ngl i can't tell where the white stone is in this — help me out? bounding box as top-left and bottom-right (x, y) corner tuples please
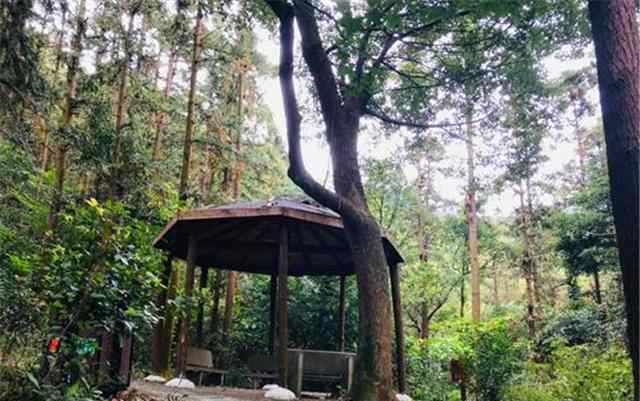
(396, 394), (413, 401)
(165, 377), (196, 389)
(143, 375), (166, 383)
(265, 387), (296, 400)
(263, 384), (280, 390)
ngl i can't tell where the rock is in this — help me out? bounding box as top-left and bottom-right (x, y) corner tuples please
(396, 394), (413, 401)
(263, 384), (280, 390)
(164, 377), (196, 389)
(265, 387), (296, 400)
(143, 375), (166, 383)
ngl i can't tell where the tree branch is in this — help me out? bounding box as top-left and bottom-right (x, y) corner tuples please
(293, 0), (344, 137)
(265, 0), (359, 218)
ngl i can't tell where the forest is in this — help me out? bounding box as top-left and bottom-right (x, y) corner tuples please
(0, 1), (638, 401)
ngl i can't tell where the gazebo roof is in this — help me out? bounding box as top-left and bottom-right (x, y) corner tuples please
(153, 198), (404, 276)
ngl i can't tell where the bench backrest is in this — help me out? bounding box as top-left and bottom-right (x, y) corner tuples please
(186, 346), (214, 368)
(247, 353), (277, 372)
(291, 350), (354, 376)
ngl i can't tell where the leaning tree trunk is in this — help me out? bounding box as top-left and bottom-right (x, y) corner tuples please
(47, 0), (86, 231)
(588, 1), (639, 397)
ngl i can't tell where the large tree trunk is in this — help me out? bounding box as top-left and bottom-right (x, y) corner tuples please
(178, 4), (204, 199)
(332, 122), (395, 401)
(588, 1), (639, 397)
(465, 106), (480, 323)
(47, 0), (86, 231)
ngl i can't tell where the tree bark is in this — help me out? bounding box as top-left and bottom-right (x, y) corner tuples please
(178, 4), (204, 199)
(222, 270), (236, 343)
(465, 106), (480, 323)
(47, 0), (86, 231)
(588, 1), (639, 396)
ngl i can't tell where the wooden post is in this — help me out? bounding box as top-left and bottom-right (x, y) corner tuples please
(151, 256), (173, 373)
(118, 332), (133, 384)
(277, 222), (289, 387)
(390, 263), (406, 393)
(269, 273), (278, 354)
(196, 266), (209, 345)
(98, 333), (112, 381)
(175, 236), (198, 377)
(295, 352), (304, 396)
(337, 275), (346, 352)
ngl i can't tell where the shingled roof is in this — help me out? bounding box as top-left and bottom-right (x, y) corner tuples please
(153, 198), (403, 276)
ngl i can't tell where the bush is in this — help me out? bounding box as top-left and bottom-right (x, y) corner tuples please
(406, 318), (527, 401)
(505, 341), (632, 401)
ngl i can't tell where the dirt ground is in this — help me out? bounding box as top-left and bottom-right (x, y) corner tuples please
(129, 380), (336, 401)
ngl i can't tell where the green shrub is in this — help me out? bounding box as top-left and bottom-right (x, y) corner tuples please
(504, 341), (632, 401)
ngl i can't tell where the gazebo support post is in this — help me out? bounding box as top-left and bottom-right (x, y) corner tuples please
(175, 235), (198, 377)
(196, 266), (208, 345)
(151, 255), (173, 373)
(390, 263), (406, 393)
(337, 275), (346, 351)
(277, 223), (289, 387)
(269, 273), (278, 354)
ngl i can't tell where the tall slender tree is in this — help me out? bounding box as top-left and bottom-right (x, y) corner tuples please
(47, 0), (86, 230)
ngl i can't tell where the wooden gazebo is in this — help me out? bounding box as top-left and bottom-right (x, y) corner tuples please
(152, 198), (406, 391)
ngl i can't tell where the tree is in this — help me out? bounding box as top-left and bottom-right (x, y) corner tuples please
(264, 1), (582, 398)
(47, 0), (86, 230)
(587, 1), (639, 396)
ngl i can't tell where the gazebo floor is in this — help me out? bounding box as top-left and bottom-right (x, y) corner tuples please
(129, 380), (336, 401)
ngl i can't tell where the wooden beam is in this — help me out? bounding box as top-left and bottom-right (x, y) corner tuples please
(337, 275), (347, 352)
(277, 222), (289, 387)
(175, 235), (198, 377)
(269, 273), (278, 355)
(389, 263), (406, 393)
(196, 266), (208, 345)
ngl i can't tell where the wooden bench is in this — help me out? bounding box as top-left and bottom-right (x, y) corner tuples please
(185, 347), (226, 386)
